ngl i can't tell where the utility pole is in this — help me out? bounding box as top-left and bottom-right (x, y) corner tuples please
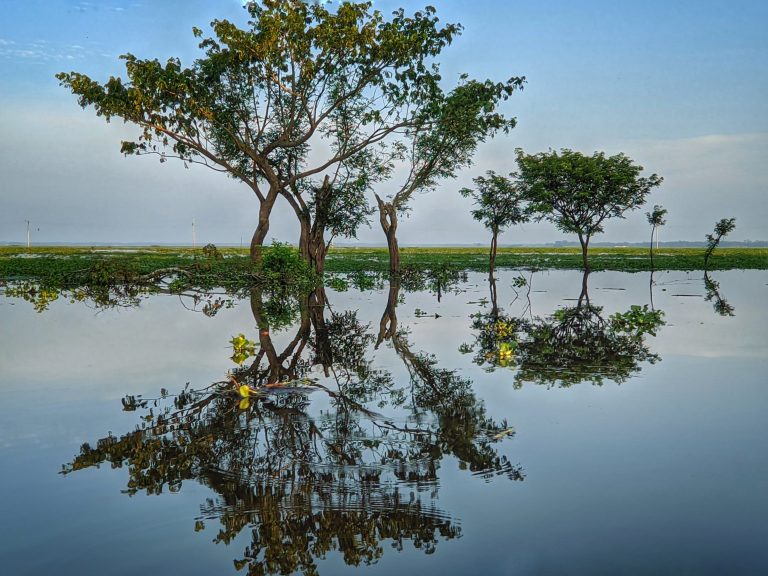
(192, 218), (196, 248)
(26, 220), (30, 249)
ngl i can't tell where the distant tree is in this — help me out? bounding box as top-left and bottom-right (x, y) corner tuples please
(704, 218), (736, 269)
(646, 204), (667, 269)
(57, 1), (462, 265)
(375, 76), (524, 276)
(460, 171), (528, 278)
(515, 148), (663, 270)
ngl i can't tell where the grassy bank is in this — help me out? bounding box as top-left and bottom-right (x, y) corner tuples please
(324, 246), (768, 273)
(0, 245), (766, 285)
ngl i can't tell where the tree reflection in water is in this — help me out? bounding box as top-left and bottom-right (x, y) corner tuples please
(62, 284), (521, 575)
(703, 272), (735, 317)
(462, 271), (666, 387)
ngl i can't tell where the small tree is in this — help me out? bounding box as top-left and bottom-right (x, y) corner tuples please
(515, 149), (663, 270)
(646, 204), (667, 269)
(374, 76), (523, 276)
(704, 218), (736, 269)
(460, 171), (528, 278)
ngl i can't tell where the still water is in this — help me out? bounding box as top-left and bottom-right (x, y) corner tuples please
(1, 269), (766, 575)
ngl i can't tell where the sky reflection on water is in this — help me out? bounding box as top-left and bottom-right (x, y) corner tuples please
(0, 269), (766, 575)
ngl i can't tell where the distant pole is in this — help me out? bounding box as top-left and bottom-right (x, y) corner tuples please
(192, 218), (196, 249)
(240, 235), (243, 249)
(26, 220), (30, 248)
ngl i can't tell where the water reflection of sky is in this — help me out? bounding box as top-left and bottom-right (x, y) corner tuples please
(400, 269), (768, 360)
(1, 269), (767, 574)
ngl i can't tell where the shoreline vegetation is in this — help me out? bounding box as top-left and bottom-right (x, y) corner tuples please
(1, 245), (766, 286)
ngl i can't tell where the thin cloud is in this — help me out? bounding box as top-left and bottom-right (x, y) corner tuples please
(71, 2), (131, 13)
(0, 40), (103, 62)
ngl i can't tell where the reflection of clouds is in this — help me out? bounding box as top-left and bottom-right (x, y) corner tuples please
(0, 295), (251, 398)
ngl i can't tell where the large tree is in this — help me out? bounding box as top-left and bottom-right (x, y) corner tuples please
(374, 76), (523, 276)
(515, 148), (663, 270)
(57, 0), (461, 264)
(460, 170), (528, 279)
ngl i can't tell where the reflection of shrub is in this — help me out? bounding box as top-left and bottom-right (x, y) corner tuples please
(461, 312), (524, 372)
(609, 305), (664, 337)
(261, 294), (300, 332)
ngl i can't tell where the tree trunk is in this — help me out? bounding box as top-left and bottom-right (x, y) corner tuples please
(376, 277), (401, 348)
(308, 287), (331, 375)
(578, 233), (590, 271)
(649, 226), (655, 270)
(309, 227), (328, 275)
(248, 287), (311, 385)
(294, 178), (332, 275)
(578, 269), (590, 307)
(376, 195), (400, 277)
(249, 189), (280, 264)
(489, 228), (498, 280)
(489, 275), (498, 318)
(250, 207), (270, 265)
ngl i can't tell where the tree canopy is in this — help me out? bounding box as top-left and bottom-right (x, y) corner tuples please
(373, 74), (524, 275)
(515, 148), (663, 269)
(57, 0), (464, 263)
(460, 171), (528, 277)
(704, 217), (736, 268)
(646, 204), (667, 267)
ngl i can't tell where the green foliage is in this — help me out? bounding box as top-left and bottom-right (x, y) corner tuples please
(646, 205), (668, 228)
(56, 0), (478, 266)
(260, 292), (301, 332)
(609, 305), (665, 337)
(230, 333), (258, 365)
(514, 303), (666, 387)
(460, 171), (528, 235)
(703, 272), (735, 316)
(201, 243), (223, 259)
(512, 275), (528, 288)
(1, 246), (766, 296)
(646, 204), (667, 267)
(387, 76), (524, 214)
(515, 148), (663, 268)
(260, 242), (313, 286)
(60, 279), (524, 573)
(3, 282), (60, 312)
(704, 218), (736, 268)
(460, 170), (528, 274)
(462, 312), (524, 371)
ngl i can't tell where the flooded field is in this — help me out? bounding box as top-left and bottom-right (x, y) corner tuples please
(1, 269), (766, 575)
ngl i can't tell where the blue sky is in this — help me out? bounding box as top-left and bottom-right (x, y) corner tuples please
(1, 0), (766, 245)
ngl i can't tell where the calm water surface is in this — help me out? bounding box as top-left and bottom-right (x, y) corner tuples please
(1, 269), (766, 575)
